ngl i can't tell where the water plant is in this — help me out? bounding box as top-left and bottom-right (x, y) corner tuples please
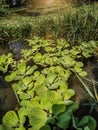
(0, 37), (98, 130)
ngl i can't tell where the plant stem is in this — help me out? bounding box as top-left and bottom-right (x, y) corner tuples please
(75, 72), (96, 100)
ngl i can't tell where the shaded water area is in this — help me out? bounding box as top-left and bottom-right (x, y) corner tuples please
(69, 59), (98, 130)
(0, 42), (25, 122)
(0, 76), (18, 123)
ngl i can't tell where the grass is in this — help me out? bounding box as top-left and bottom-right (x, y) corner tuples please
(0, 2), (98, 44)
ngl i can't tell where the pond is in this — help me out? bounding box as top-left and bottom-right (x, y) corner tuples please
(0, 38), (98, 129)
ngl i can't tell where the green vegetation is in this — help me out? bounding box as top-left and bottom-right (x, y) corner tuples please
(0, 3), (98, 44)
(0, 2), (98, 130)
(0, 37), (98, 130)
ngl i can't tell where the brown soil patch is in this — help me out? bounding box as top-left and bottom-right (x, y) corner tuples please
(27, 0), (72, 9)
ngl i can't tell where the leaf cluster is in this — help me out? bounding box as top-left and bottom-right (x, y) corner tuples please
(0, 37), (97, 130)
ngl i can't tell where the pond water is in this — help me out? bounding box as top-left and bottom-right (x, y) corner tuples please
(0, 76), (18, 123)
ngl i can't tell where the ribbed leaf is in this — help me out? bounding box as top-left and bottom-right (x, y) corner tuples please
(3, 111), (19, 127)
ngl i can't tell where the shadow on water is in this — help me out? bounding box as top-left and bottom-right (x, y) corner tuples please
(0, 76), (18, 123)
(69, 59), (98, 130)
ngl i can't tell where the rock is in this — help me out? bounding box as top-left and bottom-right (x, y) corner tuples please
(9, 41), (23, 60)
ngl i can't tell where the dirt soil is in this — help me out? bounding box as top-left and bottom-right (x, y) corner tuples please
(27, 0), (72, 9)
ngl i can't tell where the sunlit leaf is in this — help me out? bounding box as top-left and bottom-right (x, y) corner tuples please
(5, 71), (17, 82)
(18, 107), (28, 125)
(0, 54), (6, 64)
(20, 100), (29, 107)
(34, 53), (42, 60)
(28, 107), (47, 129)
(15, 127), (26, 130)
(46, 73), (57, 84)
(64, 89), (75, 100)
(64, 55), (75, 67)
(26, 65), (37, 75)
(75, 62), (84, 68)
(78, 71), (87, 77)
(74, 66), (82, 73)
(36, 74), (45, 85)
(3, 111), (19, 127)
(42, 68), (50, 74)
(20, 93), (31, 100)
(18, 62), (26, 74)
(34, 71), (40, 77)
(49, 80), (66, 90)
(22, 76), (33, 86)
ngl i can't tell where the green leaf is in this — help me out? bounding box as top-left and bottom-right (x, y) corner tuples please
(28, 97), (41, 109)
(45, 46), (55, 52)
(77, 116), (89, 126)
(46, 90), (63, 106)
(20, 100), (29, 107)
(34, 53), (42, 60)
(60, 83), (68, 91)
(18, 107), (28, 124)
(40, 125), (51, 130)
(3, 111), (19, 127)
(42, 68), (50, 74)
(18, 62), (26, 74)
(28, 107), (47, 129)
(35, 74), (45, 86)
(74, 66), (82, 73)
(78, 71), (87, 77)
(57, 109), (72, 129)
(26, 65), (37, 75)
(72, 115), (82, 130)
(64, 89), (75, 100)
(84, 126), (90, 130)
(5, 71), (17, 82)
(82, 51), (90, 58)
(52, 104), (66, 116)
(0, 124), (14, 130)
(22, 76), (33, 86)
(46, 73), (57, 84)
(75, 62), (84, 68)
(77, 116), (96, 130)
(68, 103), (79, 112)
(54, 66), (62, 73)
(15, 127), (26, 130)
(0, 54), (6, 64)
(47, 117), (56, 125)
(20, 93), (31, 100)
(64, 55), (75, 67)
(34, 71), (40, 77)
(49, 80), (64, 90)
